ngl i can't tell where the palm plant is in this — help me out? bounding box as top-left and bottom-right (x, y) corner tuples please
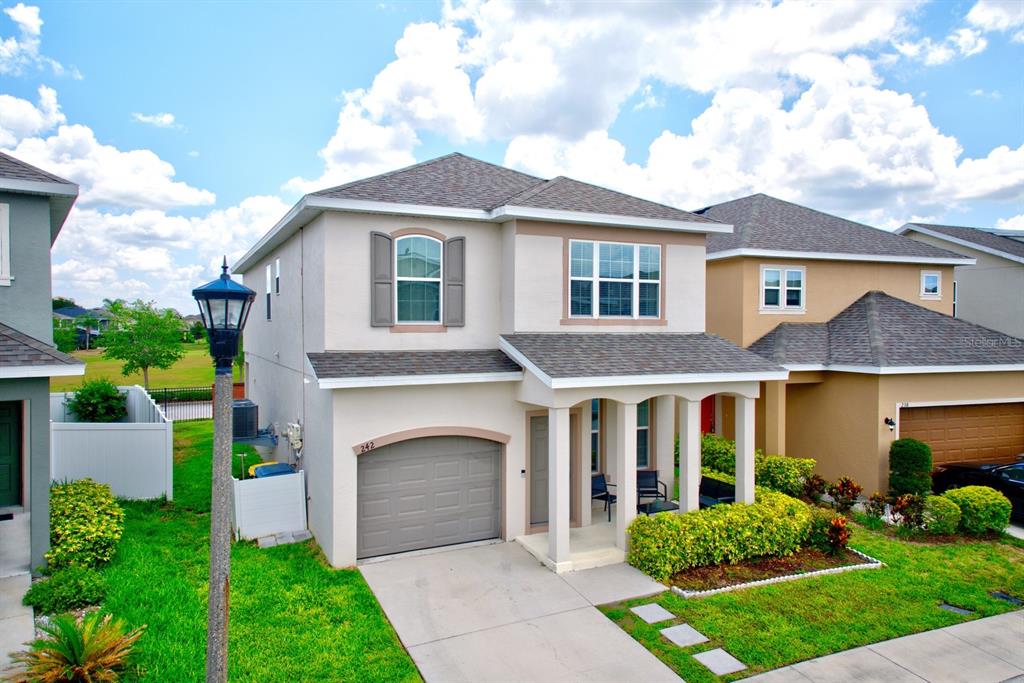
(7, 612), (144, 683)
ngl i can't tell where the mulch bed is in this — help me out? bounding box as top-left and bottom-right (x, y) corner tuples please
(669, 548), (864, 591)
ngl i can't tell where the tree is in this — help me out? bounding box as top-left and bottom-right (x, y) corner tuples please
(76, 314), (99, 350)
(101, 300), (185, 389)
(188, 320), (206, 342)
(52, 296), (76, 310)
(52, 319), (77, 353)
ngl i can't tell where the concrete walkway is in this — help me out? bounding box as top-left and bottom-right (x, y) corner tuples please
(1, 574), (34, 671)
(748, 610), (1024, 683)
(360, 541), (679, 682)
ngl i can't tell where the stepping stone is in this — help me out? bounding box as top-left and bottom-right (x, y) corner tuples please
(939, 603), (973, 615)
(990, 591), (1024, 606)
(631, 603), (675, 624)
(660, 623), (709, 647)
(694, 648), (747, 675)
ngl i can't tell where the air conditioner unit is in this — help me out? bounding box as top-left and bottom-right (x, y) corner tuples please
(232, 399), (258, 439)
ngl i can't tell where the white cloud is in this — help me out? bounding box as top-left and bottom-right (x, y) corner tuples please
(969, 88), (1001, 98)
(966, 0), (1024, 32)
(895, 28), (987, 65)
(995, 214), (1024, 229)
(131, 112), (180, 129)
(633, 84), (663, 111)
(188, 150), (199, 157)
(0, 3), (79, 78)
(0, 84), (63, 146)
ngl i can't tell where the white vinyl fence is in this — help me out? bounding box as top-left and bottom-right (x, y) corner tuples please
(51, 386), (173, 500)
(232, 470), (307, 540)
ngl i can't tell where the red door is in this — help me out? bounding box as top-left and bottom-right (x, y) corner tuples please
(700, 395), (715, 434)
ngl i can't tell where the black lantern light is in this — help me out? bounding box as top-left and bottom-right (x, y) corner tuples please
(192, 257), (256, 374)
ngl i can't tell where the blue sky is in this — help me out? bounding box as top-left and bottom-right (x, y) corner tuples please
(0, 0), (1021, 310)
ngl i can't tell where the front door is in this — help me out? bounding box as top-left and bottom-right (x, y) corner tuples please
(0, 402), (21, 507)
(529, 416), (548, 525)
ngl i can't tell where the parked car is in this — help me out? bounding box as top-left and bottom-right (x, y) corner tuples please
(933, 458), (1024, 523)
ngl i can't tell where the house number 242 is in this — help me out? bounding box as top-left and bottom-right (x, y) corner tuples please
(360, 441), (376, 453)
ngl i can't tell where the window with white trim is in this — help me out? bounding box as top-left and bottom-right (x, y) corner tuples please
(636, 399), (650, 468)
(569, 240), (661, 318)
(395, 235), (442, 323)
(760, 265), (805, 311)
(590, 399), (600, 473)
(274, 258), (281, 295)
(264, 264), (272, 320)
(920, 270), (941, 299)
(952, 280), (957, 317)
(0, 204), (10, 286)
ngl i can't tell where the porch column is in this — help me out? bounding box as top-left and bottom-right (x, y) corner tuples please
(679, 399), (701, 512)
(578, 403), (592, 527)
(655, 396), (675, 504)
(764, 380), (787, 455)
(614, 402), (638, 551)
(714, 395), (724, 436)
(548, 407), (571, 569)
(735, 396), (755, 504)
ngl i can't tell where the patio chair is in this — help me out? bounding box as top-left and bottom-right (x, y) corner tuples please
(591, 473), (617, 522)
(637, 469), (668, 502)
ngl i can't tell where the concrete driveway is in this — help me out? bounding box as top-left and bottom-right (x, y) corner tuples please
(360, 541), (680, 682)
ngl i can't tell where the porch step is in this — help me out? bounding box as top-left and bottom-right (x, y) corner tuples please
(514, 534), (625, 573)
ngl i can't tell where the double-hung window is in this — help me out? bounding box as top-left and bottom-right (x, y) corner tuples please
(569, 240), (661, 318)
(636, 399), (650, 468)
(395, 235), (442, 323)
(760, 265), (805, 312)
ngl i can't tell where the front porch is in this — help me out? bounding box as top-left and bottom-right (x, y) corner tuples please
(517, 503), (621, 571)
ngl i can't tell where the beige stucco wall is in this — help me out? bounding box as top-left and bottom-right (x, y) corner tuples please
(707, 257), (955, 346)
(329, 382), (529, 567)
(902, 230), (1024, 339)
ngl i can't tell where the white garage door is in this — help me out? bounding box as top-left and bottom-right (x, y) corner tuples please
(357, 436), (501, 559)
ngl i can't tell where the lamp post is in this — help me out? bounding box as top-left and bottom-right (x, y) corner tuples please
(192, 257), (255, 683)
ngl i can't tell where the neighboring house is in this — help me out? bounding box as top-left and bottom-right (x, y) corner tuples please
(0, 152), (84, 571)
(896, 223), (1024, 339)
(234, 153), (785, 571)
(52, 305), (110, 348)
(699, 194), (1024, 494)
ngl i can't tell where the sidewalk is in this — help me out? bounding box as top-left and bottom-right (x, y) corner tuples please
(748, 610), (1023, 683)
(0, 574), (33, 671)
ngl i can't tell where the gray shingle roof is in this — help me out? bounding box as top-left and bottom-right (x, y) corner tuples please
(0, 151), (72, 185)
(0, 322), (83, 368)
(699, 194), (967, 261)
(749, 291), (1024, 368)
(311, 153), (716, 224)
(904, 223), (1024, 261)
(501, 333), (783, 378)
(306, 349), (521, 379)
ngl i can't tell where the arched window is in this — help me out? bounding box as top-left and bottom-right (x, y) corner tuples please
(395, 235), (442, 323)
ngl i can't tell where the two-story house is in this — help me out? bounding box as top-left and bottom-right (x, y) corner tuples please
(700, 194), (1024, 494)
(234, 154), (785, 571)
(0, 152), (83, 572)
(896, 223), (1024, 339)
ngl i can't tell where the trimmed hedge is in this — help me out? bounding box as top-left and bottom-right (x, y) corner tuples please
(941, 486), (1011, 535)
(923, 495), (961, 535)
(889, 438), (933, 496)
(46, 479), (125, 570)
(23, 566), (106, 614)
(699, 434), (815, 497)
(65, 379), (126, 423)
(627, 491), (812, 581)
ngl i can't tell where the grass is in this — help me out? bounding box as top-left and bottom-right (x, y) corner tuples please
(51, 344), (240, 392)
(101, 421), (420, 682)
(602, 523), (1024, 682)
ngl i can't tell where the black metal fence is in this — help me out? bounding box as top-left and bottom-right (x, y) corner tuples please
(150, 386), (213, 422)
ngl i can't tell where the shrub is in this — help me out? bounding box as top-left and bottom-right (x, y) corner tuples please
(46, 480), (125, 570)
(628, 491), (812, 581)
(65, 379), (127, 423)
(942, 486), (1012, 535)
(699, 434), (815, 497)
(827, 477), (862, 513)
(23, 567), (106, 614)
(891, 494), (925, 529)
(866, 492), (888, 518)
(889, 438), (933, 496)
(9, 611), (144, 682)
(803, 474), (828, 503)
(827, 516), (851, 555)
(807, 506), (842, 552)
(923, 495), (961, 536)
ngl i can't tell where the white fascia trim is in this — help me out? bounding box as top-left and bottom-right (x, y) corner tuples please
(233, 197), (312, 273)
(0, 178), (78, 198)
(706, 248), (974, 266)
(310, 196), (493, 221)
(0, 364), (85, 378)
(896, 224), (1024, 265)
(546, 370), (789, 389)
(498, 338), (554, 386)
(317, 371), (523, 389)
(899, 397), (1024, 408)
(784, 363), (1024, 375)
(492, 205), (733, 234)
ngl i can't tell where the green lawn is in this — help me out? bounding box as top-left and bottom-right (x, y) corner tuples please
(51, 344), (241, 391)
(101, 421), (419, 682)
(602, 524), (1024, 682)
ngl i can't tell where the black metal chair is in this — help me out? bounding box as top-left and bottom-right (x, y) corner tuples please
(637, 469), (668, 503)
(591, 473), (617, 522)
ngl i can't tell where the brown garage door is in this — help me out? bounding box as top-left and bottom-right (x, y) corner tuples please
(900, 402), (1024, 464)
